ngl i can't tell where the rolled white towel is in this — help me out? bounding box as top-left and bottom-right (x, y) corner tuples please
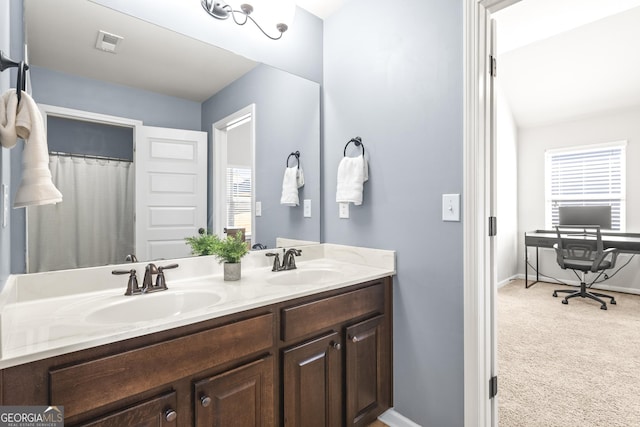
(280, 166), (304, 206)
(336, 156), (368, 206)
(13, 90), (63, 207)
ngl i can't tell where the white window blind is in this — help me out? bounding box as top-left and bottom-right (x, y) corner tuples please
(545, 142), (626, 230)
(226, 167), (252, 237)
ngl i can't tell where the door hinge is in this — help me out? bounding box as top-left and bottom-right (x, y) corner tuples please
(489, 376), (498, 399)
(490, 55), (497, 78)
(489, 216), (497, 237)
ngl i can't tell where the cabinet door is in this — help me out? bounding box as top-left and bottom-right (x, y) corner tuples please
(282, 332), (342, 427)
(194, 356), (274, 427)
(76, 391), (177, 427)
(345, 315), (387, 427)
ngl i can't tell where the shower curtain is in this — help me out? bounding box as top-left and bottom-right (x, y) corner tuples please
(28, 154), (134, 272)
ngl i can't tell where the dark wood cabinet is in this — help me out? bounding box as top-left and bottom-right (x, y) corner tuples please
(194, 356), (274, 427)
(75, 391), (178, 427)
(282, 332), (342, 427)
(0, 277), (392, 427)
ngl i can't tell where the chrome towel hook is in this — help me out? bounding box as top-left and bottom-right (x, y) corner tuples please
(343, 136), (365, 157)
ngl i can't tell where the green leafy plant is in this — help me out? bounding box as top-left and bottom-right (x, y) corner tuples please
(185, 229), (248, 263)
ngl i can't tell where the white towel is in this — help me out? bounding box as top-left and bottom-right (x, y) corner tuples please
(280, 166), (305, 206)
(336, 156), (368, 206)
(10, 89), (63, 207)
(0, 89), (19, 148)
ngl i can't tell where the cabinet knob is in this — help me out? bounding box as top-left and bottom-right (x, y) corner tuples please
(200, 395), (212, 407)
(331, 341), (341, 350)
(165, 409), (177, 422)
(350, 335), (359, 343)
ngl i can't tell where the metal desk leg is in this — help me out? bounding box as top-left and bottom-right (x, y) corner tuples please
(525, 246), (540, 289)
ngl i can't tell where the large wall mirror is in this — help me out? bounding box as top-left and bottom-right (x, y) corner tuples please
(21, 0), (320, 273)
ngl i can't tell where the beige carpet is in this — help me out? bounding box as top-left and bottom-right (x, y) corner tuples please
(498, 280), (640, 427)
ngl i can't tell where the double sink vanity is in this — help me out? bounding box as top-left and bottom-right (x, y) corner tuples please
(0, 243), (395, 426)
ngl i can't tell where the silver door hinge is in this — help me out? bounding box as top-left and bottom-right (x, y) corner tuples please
(489, 376), (498, 399)
(489, 216), (497, 237)
(490, 55), (497, 77)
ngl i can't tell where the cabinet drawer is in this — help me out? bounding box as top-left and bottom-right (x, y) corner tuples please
(281, 283), (384, 342)
(75, 391), (177, 427)
(50, 313), (273, 418)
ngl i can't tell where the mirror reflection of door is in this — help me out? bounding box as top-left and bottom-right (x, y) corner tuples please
(214, 105), (255, 247)
(27, 114), (135, 273)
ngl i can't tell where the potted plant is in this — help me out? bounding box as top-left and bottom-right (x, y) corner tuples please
(186, 228), (248, 281)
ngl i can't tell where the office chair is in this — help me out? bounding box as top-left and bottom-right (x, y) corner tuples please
(552, 225), (618, 310)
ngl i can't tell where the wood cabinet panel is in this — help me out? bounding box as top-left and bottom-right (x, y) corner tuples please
(194, 356), (274, 427)
(282, 332), (342, 427)
(50, 313), (273, 418)
(345, 315), (388, 427)
(74, 391), (177, 427)
(281, 283), (384, 342)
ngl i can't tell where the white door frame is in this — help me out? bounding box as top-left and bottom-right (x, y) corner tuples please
(212, 104), (256, 239)
(463, 1), (521, 426)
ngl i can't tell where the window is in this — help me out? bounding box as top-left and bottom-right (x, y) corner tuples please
(545, 141), (626, 230)
(226, 167), (252, 238)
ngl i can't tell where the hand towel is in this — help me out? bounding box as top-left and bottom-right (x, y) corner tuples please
(0, 90), (19, 148)
(280, 166), (305, 206)
(12, 89), (63, 207)
(336, 156), (368, 205)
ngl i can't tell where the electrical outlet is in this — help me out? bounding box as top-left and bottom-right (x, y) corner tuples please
(339, 202), (349, 219)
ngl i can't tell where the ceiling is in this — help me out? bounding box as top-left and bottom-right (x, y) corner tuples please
(495, 0), (640, 128)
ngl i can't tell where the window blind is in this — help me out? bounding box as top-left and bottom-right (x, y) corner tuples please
(545, 143), (626, 230)
(226, 167), (252, 237)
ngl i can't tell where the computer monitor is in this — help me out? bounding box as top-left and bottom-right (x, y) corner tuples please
(558, 205), (612, 229)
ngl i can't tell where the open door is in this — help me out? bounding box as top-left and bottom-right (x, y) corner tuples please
(135, 126), (207, 261)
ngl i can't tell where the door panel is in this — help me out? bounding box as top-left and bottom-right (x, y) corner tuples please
(135, 126), (207, 260)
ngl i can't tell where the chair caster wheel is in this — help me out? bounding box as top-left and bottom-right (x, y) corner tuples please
(562, 299), (568, 305)
(611, 300), (617, 305)
(601, 305), (607, 310)
(553, 292), (558, 297)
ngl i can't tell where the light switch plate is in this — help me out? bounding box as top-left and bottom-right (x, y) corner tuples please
(303, 199), (311, 217)
(339, 202), (349, 219)
(255, 201), (262, 217)
(442, 193), (460, 222)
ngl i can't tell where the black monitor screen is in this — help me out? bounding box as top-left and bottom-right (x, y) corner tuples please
(558, 206), (612, 229)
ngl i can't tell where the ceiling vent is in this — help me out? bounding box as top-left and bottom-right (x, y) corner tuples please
(95, 30), (123, 53)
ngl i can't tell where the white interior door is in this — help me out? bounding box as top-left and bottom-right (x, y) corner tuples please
(135, 126), (207, 261)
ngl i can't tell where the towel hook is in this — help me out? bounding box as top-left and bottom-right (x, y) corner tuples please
(286, 151), (300, 169)
(344, 136), (365, 157)
(0, 51), (29, 104)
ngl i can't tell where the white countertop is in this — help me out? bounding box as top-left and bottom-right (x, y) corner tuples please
(0, 243), (395, 369)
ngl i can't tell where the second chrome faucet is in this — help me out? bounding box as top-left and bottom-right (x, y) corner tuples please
(266, 248), (302, 272)
(112, 263), (179, 296)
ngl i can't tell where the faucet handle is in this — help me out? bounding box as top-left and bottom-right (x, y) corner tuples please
(156, 263), (179, 290)
(113, 268), (140, 296)
(266, 252), (282, 271)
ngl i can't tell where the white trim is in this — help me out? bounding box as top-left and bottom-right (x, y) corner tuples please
(212, 104), (256, 239)
(544, 139), (627, 155)
(377, 408), (422, 427)
(497, 275), (519, 289)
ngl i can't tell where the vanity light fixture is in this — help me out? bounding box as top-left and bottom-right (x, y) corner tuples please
(200, 0), (295, 40)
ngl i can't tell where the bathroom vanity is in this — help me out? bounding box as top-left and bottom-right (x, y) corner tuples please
(0, 244), (395, 426)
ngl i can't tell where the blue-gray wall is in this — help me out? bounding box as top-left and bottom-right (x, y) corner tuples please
(323, 0), (464, 425)
(202, 64), (320, 248)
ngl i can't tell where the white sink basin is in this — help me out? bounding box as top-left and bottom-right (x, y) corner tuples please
(85, 290), (223, 324)
(265, 268), (342, 286)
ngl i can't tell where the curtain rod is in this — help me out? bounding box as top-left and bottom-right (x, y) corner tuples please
(49, 151), (132, 163)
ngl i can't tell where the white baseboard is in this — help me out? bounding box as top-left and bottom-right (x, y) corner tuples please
(378, 408), (421, 427)
(498, 274), (519, 289)
(514, 273), (640, 296)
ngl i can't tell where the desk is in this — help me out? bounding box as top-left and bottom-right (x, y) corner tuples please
(524, 230), (640, 288)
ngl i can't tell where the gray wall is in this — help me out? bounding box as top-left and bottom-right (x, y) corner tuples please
(202, 64), (321, 248)
(323, 0), (464, 425)
(30, 67), (201, 130)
